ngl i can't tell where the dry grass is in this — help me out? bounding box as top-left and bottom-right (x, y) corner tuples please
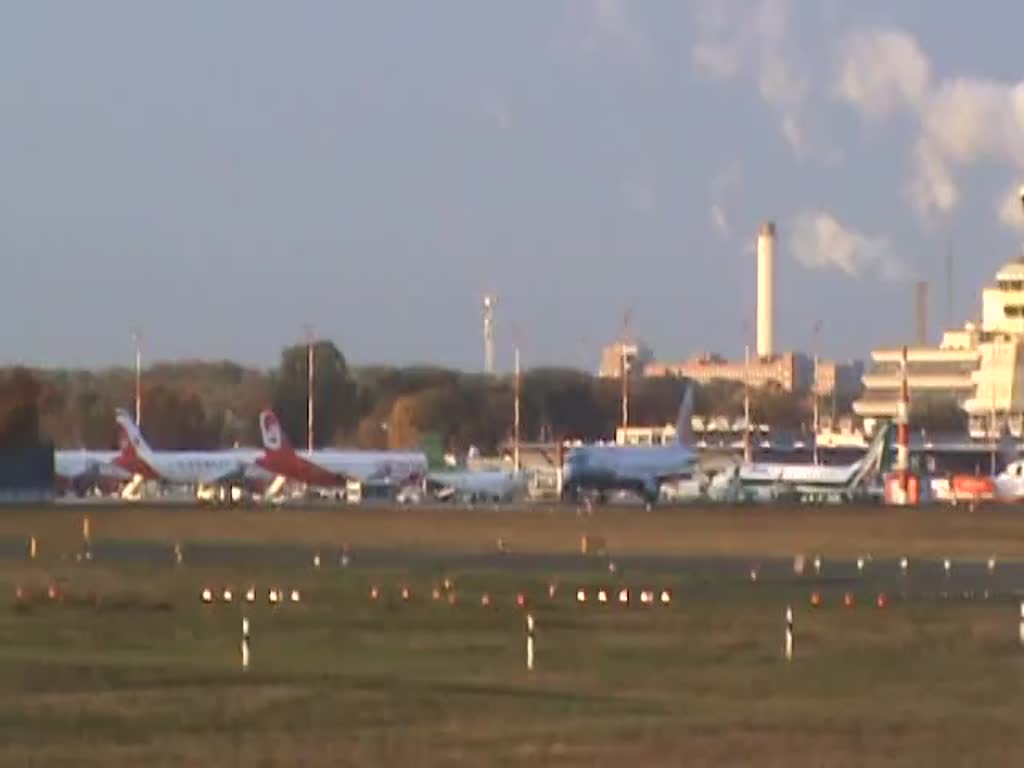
(1, 503), (1024, 560)
(0, 555), (1023, 765)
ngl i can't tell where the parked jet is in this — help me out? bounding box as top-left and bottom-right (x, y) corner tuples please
(114, 410), (263, 490)
(995, 460), (1024, 500)
(55, 449), (130, 495)
(561, 384), (697, 506)
(257, 410), (427, 489)
(426, 468), (527, 503)
(706, 422), (896, 503)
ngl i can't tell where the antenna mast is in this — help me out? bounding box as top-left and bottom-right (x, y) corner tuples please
(483, 295), (496, 375)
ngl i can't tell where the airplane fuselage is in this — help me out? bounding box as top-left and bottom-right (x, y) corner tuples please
(259, 449), (427, 488)
(427, 469), (526, 502)
(562, 444), (696, 503)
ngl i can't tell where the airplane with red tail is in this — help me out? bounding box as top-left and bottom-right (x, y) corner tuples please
(257, 409), (427, 489)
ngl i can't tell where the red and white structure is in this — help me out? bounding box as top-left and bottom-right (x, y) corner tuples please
(887, 345), (916, 505)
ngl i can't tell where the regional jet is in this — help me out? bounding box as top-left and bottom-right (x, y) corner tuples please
(706, 422), (896, 504)
(426, 467), (528, 503)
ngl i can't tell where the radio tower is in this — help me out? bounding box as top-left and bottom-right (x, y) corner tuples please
(483, 294), (496, 374)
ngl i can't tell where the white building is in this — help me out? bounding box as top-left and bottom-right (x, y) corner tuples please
(855, 257), (1024, 437)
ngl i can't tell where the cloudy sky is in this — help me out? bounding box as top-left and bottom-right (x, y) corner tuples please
(2, 1), (1023, 370)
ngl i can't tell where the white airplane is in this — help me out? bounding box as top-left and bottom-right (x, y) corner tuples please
(114, 409), (266, 490)
(707, 422), (895, 504)
(54, 449), (130, 494)
(425, 467), (528, 503)
(561, 384), (697, 506)
(257, 410), (427, 489)
(994, 458), (1024, 501)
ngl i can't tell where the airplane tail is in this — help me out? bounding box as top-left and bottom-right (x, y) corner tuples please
(259, 410), (296, 456)
(115, 409), (156, 465)
(848, 421), (895, 488)
(675, 382), (696, 447)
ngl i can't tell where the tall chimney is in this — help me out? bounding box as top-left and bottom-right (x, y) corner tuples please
(756, 221), (776, 359)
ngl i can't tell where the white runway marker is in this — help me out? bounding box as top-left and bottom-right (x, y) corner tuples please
(785, 606), (794, 661)
(526, 613), (535, 671)
(241, 617), (250, 671)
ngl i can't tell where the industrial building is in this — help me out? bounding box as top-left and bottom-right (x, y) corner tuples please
(597, 340), (653, 379)
(854, 257), (1024, 438)
(600, 220), (862, 398)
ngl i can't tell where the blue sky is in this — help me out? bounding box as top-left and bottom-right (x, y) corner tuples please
(2, 1), (1023, 371)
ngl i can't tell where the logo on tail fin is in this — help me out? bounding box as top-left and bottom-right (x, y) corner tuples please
(676, 382), (696, 447)
(259, 410), (285, 452)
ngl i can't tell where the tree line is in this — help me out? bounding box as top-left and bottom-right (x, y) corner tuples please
(0, 340), (960, 453)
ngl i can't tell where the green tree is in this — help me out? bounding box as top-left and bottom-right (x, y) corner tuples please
(523, 368), (607, 441)
(386, 386), (460, 450)
(272, 341), (357, 449)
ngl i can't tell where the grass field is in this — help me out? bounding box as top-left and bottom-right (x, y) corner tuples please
(2, 502), (1024, 559)
(2, 504), (1024, 765)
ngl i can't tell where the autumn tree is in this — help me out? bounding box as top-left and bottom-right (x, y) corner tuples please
(0, 368), (42, 449)
(139, 385), (217, 449)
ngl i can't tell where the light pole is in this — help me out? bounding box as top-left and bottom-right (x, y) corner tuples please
(621, 309), (632, 434)
(305, 325), (315, 454)
(621, 345), (630, 432)
(743, 344), (752, 463)
(132, 330), (142, 427)
(812, 320), (822, 465)
(514, 344), (521, 473)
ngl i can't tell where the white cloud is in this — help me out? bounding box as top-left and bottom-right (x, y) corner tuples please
(789, 211), (907, 281)
(921, 78), (1024, 167)
(837, 27), (1024, 225)
(709, 162), (742, 238)
(710, 205), (729, 238)
(908, 140), (959, 218)
(479, 91), (511, 131)
(837, 29), (930, 117)
(690, 0), (831, 162)
(563, 0), (649, 59)
(998, 185), (1024, 233)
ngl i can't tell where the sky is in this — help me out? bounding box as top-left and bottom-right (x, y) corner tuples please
(2, 1), (1024, 372)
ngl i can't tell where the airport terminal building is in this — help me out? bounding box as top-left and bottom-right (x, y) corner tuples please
(855, 257), (1024, 438)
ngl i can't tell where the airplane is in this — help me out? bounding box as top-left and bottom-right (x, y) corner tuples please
(560, 383), (697, 506)
(114, 409), (267, 493)
(425, 465), (528, 503)
(54, 449), (131, 495)
(706, 421), (896, 504)
(257, 410), (428, 491)
(987, 432), (1024, 502)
